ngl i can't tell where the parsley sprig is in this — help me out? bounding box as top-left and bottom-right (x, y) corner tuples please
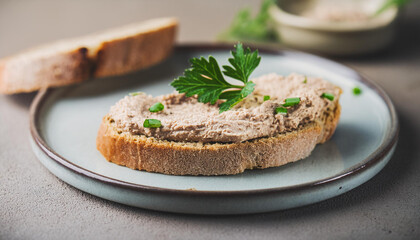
(218, 0), (276, 42)
(171, 43), (261, 113)
(375, 0), (411, 16)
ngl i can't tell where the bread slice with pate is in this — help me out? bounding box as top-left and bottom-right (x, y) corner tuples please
(0, 18), (178, 94)
(96, 73), (342, 175)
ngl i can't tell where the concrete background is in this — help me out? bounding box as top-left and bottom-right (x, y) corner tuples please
(1, 0), (419, 239)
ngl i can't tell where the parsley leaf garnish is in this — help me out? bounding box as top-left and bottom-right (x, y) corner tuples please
(171, 43), (261, 113)
(222, 43), (261, 82)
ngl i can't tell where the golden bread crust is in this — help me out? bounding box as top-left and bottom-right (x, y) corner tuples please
(94, 23), (176, 78)
(0, 48), (90, 94)
(0, 18), (177, 94)
(96, 104), (341, 175)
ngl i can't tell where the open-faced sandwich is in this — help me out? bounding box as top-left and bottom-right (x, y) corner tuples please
(96, 43), (342, 175)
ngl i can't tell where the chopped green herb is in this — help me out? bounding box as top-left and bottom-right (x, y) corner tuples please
(171, 43), (261, 113)
(143, 119), (161, 128)
(353, 87), (362, 96)
(303, 76), (307, 84)
(129, 92), (141, 96)
(321, 93), (335, 101)
(263, 95), (270, 101)
(149, 102), (164, 112)
(283, 97), (301, 107)
(275, 107), (288, 115)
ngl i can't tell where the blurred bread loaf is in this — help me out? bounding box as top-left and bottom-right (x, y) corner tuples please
(0, 17), (178, 94)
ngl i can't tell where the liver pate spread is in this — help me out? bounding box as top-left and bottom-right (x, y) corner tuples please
(109, 73), (341, 143)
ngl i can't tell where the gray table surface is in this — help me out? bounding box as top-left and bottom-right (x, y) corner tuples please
(1, 1), (419, 239)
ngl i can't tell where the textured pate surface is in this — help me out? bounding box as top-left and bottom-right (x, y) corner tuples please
(108, 73), (341, 143)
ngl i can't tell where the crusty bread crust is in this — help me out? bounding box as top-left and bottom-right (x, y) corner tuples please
(0, 48), (91, 94)
(96, 104), (341, 176)
(93, 21), (176, 78)
(0, 18), (177, 94)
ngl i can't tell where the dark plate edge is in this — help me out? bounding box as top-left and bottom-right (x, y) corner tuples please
(29, 43), (399, 197)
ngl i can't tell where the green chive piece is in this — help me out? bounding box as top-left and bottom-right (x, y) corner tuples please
(303, 76), (307, 84)
(283, 97), (301, 107)
(149, 102), (164, 112)
(353, 87), (362, 95)
(263, 95), (270, 101)
(275, 107), (288, 115)
(321, 93), (334, 101)
(129, 92), (141, 96)
(143, 119), (161, 128)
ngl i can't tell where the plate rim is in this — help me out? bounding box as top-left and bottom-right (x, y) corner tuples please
(29, 43), (399, 196)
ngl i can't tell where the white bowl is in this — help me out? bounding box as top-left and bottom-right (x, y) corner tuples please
(269, 0), (399, 55)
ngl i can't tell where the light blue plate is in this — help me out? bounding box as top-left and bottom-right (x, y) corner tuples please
(30, 45), (398, 214)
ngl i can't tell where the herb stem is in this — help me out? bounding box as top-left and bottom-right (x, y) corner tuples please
(283, 97), (301, 107)
(321, 93), (334, 101)
(230, 85), (246, 89)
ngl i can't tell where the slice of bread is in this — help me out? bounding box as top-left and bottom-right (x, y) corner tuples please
(96, 102), (341, 176)
(0, 18), (178, 94)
